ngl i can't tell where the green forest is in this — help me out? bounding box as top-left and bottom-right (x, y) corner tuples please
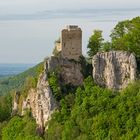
(0, 62), (44, 96)
(0, 17), (140, 140)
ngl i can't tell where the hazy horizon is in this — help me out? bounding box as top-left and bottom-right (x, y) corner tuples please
(0, 8), (140, 20)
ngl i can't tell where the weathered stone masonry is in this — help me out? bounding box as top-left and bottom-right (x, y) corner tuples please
(55, 25), (82, 61)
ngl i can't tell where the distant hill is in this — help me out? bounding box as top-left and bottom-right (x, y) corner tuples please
(0, 62), (43, 96)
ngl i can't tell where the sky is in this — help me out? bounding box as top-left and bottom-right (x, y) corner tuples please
(0, 0), (140, 64)
(0, 0), (140, 14)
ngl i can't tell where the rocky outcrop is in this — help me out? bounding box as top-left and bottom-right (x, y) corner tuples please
(12, 91), (20, 115)
(92, 51), (137, 90)
(21, 72), (57, 135)
(45, 56), (83, 86)
(12, 56), (83, 135)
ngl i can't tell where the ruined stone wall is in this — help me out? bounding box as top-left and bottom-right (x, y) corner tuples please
(58, 25), (82, 61)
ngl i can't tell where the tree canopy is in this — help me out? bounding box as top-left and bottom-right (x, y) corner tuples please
(110, 17), (140, 59)
(46, 77), (140, 140)
(87, 30), (104, 58)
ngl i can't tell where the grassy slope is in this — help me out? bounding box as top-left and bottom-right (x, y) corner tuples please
(0, 62), (43, 96)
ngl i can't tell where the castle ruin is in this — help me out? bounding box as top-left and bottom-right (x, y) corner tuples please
(55, 25), (82, 61)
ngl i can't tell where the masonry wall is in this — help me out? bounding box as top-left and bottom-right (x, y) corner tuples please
(61, 27), (82, 60)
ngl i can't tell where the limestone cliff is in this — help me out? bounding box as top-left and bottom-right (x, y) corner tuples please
(12, 71), (57, 135)
(92, 51), (137, 90)
(12, 91), (20, 115)
(45, 56), (83, 86)
(21, 72), (57, 135)
(12, 56), (83, 134)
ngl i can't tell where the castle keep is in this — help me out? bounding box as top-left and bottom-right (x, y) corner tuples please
(55, 25), (82, 61)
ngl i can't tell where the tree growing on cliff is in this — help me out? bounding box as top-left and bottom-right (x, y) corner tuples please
(87, 30), (104, 58)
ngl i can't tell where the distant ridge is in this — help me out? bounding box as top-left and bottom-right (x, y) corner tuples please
(0, 62), (43, 96)
(0, 63), (35, 77)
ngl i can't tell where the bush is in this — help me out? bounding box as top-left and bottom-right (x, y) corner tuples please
(2, 116), (43, 140)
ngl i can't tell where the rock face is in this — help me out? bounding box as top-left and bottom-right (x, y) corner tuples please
(45, 56), (83, 86)
(92, 51), (137, 90)
(12, 91), (20, 115)
(21, 72), (57, 135)
(12, 56), (83, 135)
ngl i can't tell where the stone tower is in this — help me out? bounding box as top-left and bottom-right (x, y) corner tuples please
(55, 25), (82, 61)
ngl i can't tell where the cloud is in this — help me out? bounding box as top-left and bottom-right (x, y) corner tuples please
(1, 0), (140, 8)
(0, 0), (140, 15)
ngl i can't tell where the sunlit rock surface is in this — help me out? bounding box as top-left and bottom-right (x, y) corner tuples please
(92, 51), (137, 90)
